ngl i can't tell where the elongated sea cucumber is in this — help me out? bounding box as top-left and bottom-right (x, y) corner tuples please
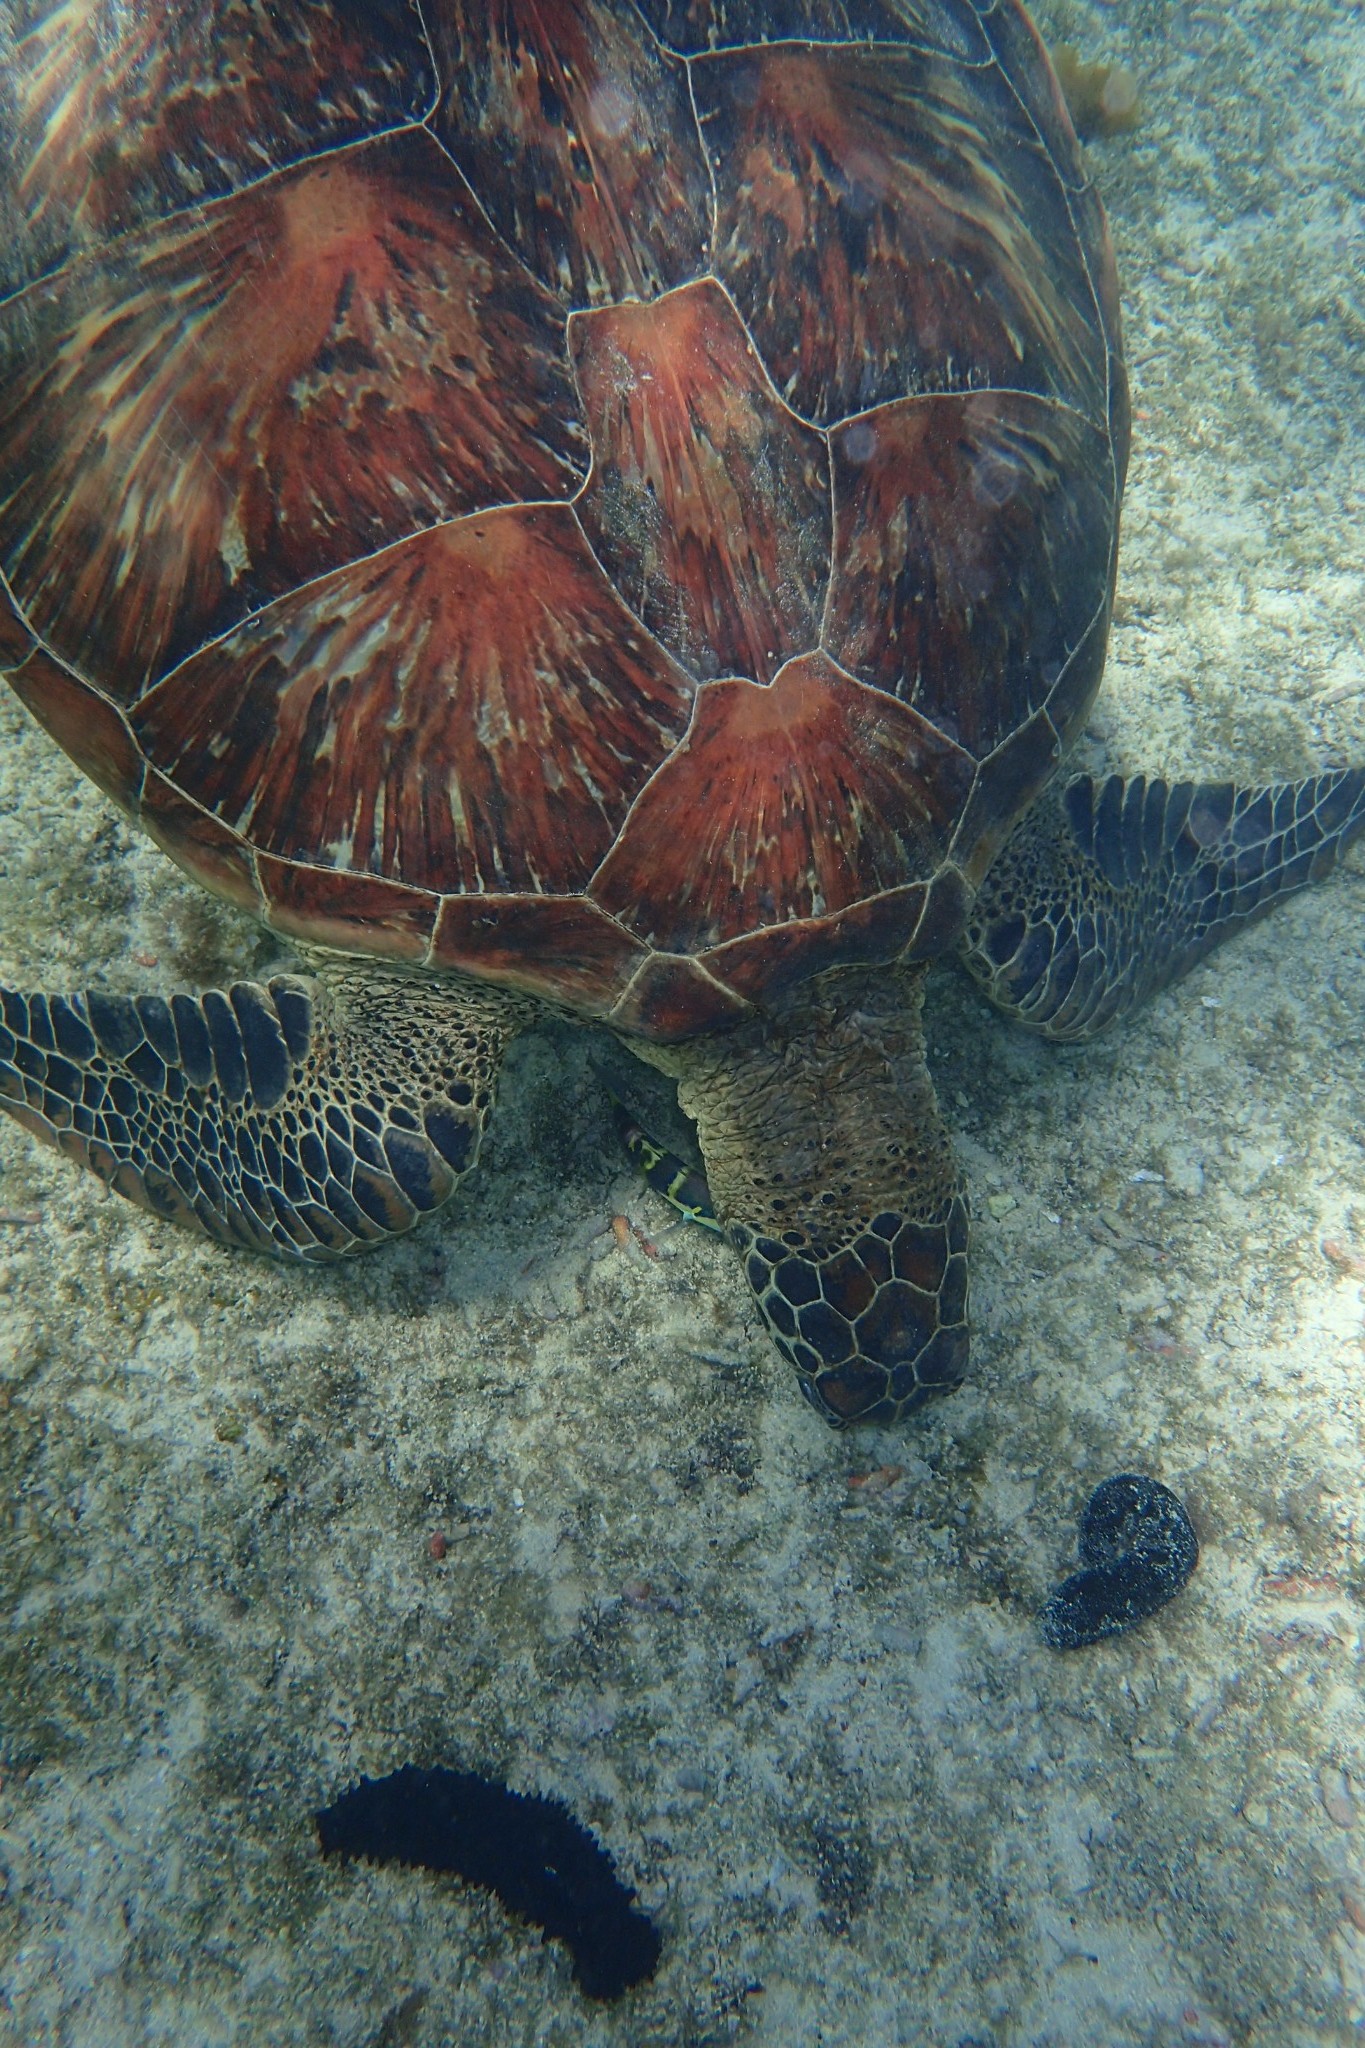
(316, 1765), (662, 2000)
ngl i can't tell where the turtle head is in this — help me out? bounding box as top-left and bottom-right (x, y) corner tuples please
(728, 1198), (969, 1427)
(644, 964), (972, 1427)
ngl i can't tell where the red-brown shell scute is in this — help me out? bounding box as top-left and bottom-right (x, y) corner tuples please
(134, 506), (694, 896)
(0, 129), (587, 695)
(0, 1), (1127, 1040)
(572, 281), (831, 684)
(0, 0), (435, 295)
(692, 42), (1105, 425)
(430, 0), (711, 307)
(590, 653), (974, 950)
(826, 393), (1115, 754)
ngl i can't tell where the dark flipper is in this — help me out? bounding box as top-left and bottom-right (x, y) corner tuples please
(639, 966), (970, 1428)
(961, 771), (1365, 1040)
(0, 970), (525, 1257)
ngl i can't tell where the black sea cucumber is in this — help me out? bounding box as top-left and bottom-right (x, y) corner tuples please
(316, 1765), (662, 2000)
(1041, 1473), (1198, 1650)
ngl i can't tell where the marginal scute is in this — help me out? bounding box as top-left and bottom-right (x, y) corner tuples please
(970, 0), (1089, 191)
(429, 0), (710, 308)
(608, 957), (751, 1040)
(258, 859), (438, 964)
(572, 279), (831, 685)
(431, 896), (646, 1016)
(899, 866), (971, 962)
(6, 651), (143, 811)
(949, 709), (1064, 888)
(701, 884), (929, 1006)
(1041, 603), (1115, 762)
(140, 773), (262, 918)
(969, 0), (1132, 473)
(0, 585), (33, 670)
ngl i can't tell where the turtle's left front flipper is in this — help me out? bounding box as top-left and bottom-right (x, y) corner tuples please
(962, 770), (1365, 1040)
(0, 969), (526, 1257)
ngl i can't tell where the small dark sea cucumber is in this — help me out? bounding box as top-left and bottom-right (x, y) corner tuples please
(1041, 1473), (1198, 1650)
(316, 1765), (662, 2000)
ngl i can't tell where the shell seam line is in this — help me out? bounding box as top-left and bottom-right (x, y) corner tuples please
(968, 5), (1114, 445)
(417, 122), (584, 320)
(682, 50), (722, 275)
(580, 688), (711, 905)
(0, 120), (434, 321)
(407, 0), (442, 125)
(128, 499), (585, 715)
(661, 33), (996, 68)
(560, 488), (702, 697)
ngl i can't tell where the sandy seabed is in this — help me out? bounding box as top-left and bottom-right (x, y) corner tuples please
(2, 4), (1364, 2043)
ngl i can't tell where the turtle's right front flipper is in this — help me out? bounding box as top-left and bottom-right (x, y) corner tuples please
(962, 770), (1365, 1041)
(0, 970), (525, 1257)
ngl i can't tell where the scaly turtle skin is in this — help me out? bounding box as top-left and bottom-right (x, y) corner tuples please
(0, 3), (1361, 1425)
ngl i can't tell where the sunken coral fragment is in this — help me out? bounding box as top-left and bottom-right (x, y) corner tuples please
(1051, 45), (1141, 139)
(316, 1765), (662, 2001)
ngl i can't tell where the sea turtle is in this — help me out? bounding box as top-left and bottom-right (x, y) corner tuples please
(0, 1), (1360, 1428)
